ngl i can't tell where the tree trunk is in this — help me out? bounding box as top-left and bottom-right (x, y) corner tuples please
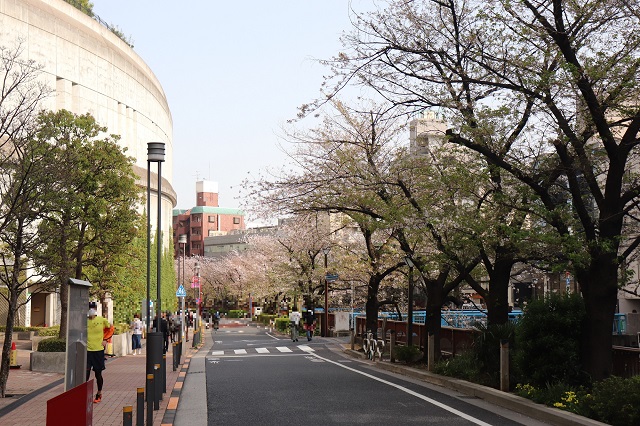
(58, 276), (68, 340)
(485, 258), (514, 326)
(579, 255), (618, 381)
(424, 283), (444, 363)
(365, 276), (381, 335)
(0, 290), (19, 397)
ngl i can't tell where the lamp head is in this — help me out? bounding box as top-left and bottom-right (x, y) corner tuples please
(147, 142), (165, 162)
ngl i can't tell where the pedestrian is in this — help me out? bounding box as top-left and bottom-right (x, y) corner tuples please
(130, 313), (143, 355)
(153, 312), (170, 353)
(289, 306), (301, 342)
(213, 311), (220, 331)
(184, 310), (193, 342)
(304, 307), (316, 341)
(87, 302), (112, 404)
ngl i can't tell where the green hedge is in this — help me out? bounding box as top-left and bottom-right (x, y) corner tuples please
(0, 326), (41, 333)
(228, 310), (246, 318)
(38, 338), (66, 352)
(257, 314), (277, 325)
(274, 317), (290, 332)
(114, 323), (129, 335)
(37, 326), (60, 337)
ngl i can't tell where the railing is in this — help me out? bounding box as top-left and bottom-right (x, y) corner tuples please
(354, 316), (476, 356)
(612, 346), (640, 378)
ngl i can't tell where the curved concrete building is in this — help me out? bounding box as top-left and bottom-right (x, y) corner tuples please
(0, 0), (175, 326)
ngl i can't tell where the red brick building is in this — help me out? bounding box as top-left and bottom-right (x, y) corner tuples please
(173, 180), (245, 257)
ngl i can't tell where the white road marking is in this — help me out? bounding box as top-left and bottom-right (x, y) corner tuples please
(234, 349), (247, 354)
(298, 345), (314, 352)
(211, 350), (224, 356)
(311, 354), (493, 426)
(276, 346), (292, 353)
(255, 348), (270, 353)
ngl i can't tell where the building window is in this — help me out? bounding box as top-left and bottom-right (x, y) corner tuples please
(233, 217), (240, 224)
(208, 230), (216, 237)
(208, 216), (215, 223)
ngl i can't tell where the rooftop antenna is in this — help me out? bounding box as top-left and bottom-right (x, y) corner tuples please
(194, 170), (201, 181)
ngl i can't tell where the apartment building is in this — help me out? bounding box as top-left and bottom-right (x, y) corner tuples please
(173, 180), (245, 257)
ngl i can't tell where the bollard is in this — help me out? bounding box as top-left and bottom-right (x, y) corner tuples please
(146, 374), (154, 426)
(153, 364), (161, 409)
(136, 387), (144, 426)
(123, 405), (133, 426)
(172, 343), (177, 371)
(500, 339), (509, 392)
(162, 354), (167, 393)
(350, 329), (355, 351)
(390, 330), (396, 363)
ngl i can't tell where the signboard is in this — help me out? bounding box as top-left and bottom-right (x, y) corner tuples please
(47, 379), (93, 425)
(191, 276), (200, 288)
(325, 274), (339, 282)
(176, 285), (187, 297)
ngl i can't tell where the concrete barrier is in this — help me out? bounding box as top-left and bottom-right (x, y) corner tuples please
(112, 332), (131, 356)
(13, 331), (35, 341)
(30, 352), (65, 373)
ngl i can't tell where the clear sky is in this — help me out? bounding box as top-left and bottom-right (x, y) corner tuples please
(92, 1), (375, 220)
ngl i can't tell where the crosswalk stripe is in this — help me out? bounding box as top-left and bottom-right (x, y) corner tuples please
(208, 346), (317, 356)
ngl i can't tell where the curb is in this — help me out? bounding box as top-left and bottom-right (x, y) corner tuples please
(160, 337), (208, 426)
(342, 349), (607, 426)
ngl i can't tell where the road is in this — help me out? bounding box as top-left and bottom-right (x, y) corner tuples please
(175, 320), (550, 426)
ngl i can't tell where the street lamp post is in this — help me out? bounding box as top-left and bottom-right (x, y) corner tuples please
(404, 256), (414, 347)
(178, 235), (187, 347)
(146, 142), (164, 424)
(193, 261), (200, 347)
(322, 247), (331, 338)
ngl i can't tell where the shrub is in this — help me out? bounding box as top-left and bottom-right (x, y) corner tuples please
(257, 314), (277, 325)
(114, 323), (129, 334)
(584, 376), (640, 426)
(274, 317), (290, 332)
(38, 338), (66, 352)
(514, 293), (587, 388)
(434, 351), (482, 382)
(394, 345), (422, 364)
(228, 310), (246, 318)
(473, 321), (517, 388)
(37, 326), (60, 337)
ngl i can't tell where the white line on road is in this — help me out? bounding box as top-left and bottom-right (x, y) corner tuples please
(234, 349), (247, 354)
(211, 350), (224, 356)
(276, 346), (292, 353)
(255, 348), (270, 353)
(265, 332), (280, 340)
(297, 345), (314, 352)
(312, 354), (493, 426)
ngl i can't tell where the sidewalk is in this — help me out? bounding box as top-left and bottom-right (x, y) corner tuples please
(0, 332), (205, 426)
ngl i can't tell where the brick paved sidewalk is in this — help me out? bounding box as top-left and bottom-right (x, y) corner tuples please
(0, 336), (202, 426)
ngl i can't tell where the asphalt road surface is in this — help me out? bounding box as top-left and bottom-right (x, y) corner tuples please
(176, 320), (550, 426)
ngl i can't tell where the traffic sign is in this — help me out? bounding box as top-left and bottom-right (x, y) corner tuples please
(176, 285), (187, 297)
(325, 273), (339, 282)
